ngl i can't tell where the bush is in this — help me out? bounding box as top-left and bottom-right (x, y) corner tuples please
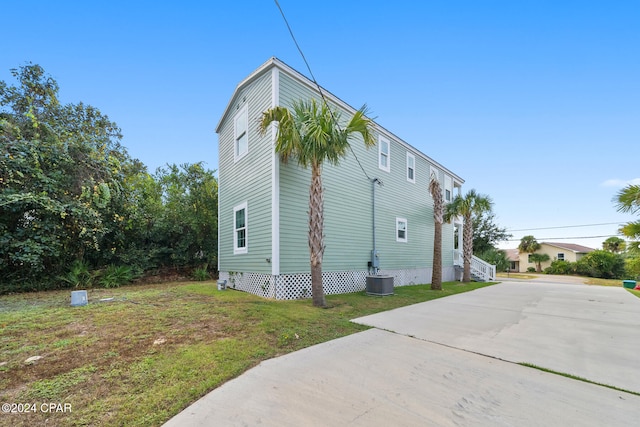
(476, 248), (509, 272)
(527, 267), (536, 273)
(96, 265), (136, 288)
(544, 260), (575, 275)
(192, 267), (210, 281)
(575, 250), (625, 279)
(59, 261), (93, 288)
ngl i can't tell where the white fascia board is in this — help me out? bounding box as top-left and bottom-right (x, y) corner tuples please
(271, 67), (280, 276)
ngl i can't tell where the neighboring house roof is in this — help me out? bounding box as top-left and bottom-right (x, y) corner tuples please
(504, 249), (519, 262)
(215, 56), (465, 186)
(540, 242), (595, 253)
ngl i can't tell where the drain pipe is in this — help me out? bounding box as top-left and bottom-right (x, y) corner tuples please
(371, 178), (383, 275)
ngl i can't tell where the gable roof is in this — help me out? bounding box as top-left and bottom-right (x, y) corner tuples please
(541, 242), (595, 253)
(504, 249), (520, 261)
(216, 57), (464, 185)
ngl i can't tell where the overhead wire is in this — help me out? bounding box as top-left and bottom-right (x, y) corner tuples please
(273, 0), (372, 181)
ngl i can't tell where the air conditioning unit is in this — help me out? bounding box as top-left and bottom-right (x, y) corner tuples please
(366, 275), (394, 296)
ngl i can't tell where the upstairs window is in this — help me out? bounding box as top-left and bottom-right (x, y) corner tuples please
(234, 202), (248, 254)
(444, 175), (453, 202)
(234, 105), (248, 162)
(406, 153), (415, 183)
(378, 136), (390, 172)
(396, 217), (407, 243)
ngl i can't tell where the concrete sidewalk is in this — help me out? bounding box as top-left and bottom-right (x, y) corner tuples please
(164, 282), (640, 426)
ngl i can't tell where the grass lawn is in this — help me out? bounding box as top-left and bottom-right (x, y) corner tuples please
(0, 280), (492, 426)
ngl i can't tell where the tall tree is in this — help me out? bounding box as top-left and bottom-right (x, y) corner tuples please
(445, 189), (493, 282)
(602, 236), (626, 253)
(518, 235), (541, 255)
(429, 173), (444, 290)
(260, 99), (375, 307)
(472, 211), (512, 254)
(0, 64), (131, 289)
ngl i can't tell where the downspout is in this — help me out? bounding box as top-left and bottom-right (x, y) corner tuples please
(371, 178), (382, 275)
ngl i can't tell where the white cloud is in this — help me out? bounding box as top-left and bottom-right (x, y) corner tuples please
(600, 178), (640, 188)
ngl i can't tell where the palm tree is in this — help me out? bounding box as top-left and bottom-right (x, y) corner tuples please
(429, 173), (444, 290)
(615, 184), (640, 252)
(529, 253), (550, 273)
(445, 189), (492, 282)
(602, 236), (626, 253)
(260, 99), (375, 307)
(518, 235), (540, 255)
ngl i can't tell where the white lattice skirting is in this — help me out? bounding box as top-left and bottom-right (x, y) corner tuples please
(218, 267), (455, 300)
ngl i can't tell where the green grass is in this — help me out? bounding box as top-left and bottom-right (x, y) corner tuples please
(519, 363), (640, 396)
(0, 280), (493, 426)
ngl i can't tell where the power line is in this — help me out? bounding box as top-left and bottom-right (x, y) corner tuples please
(273, 0), (372, 182)
(506, 234), (619, 242)
(507, 222), (623, 232)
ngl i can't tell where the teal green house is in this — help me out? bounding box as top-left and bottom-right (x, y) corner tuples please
(216, 58), (486, 299)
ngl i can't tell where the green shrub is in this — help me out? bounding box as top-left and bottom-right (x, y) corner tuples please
(527, 267), (536, 273)
(96, 265), (135, 288)
(476, 248), (509, 272)
(575, 250), (625, 279)
(192, 267), (210, 281)
(544, 260), (575, 275)
(59, 261), (93, 288)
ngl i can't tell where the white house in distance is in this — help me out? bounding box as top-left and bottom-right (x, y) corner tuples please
(215, 57), (492, 300)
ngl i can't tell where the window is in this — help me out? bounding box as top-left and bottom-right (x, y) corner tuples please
(378, 136), (390, 172)
(557, 253), (565, 261)
(234, 105), (248, 162)
(406, 153), (415, 183)
(233, 202), (248, 254)
(444, 175), (453, 202)
(396, 217), (407, 243)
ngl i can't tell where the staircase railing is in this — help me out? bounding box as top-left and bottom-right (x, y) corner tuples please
(453, 250), (496, 282)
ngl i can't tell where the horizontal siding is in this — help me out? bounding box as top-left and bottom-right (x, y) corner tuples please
(218, 71), (273, 274)
(277, 72), (457, 274)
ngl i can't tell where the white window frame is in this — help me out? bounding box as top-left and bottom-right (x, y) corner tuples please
(378, 136), (390, 172)
(557, 253), (565, 261)
(234, 104), (249, 162)
(406, 152), (415, 183)
(444, 175), (453, 202)
(233, 202), (248, 254)
(396, 217), (408, 243)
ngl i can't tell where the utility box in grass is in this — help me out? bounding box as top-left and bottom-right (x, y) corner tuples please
(366, 275), (394, 296)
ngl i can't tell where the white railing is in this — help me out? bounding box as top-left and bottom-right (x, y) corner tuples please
(453, 250), (496, 282)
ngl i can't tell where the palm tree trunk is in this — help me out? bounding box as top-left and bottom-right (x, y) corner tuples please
(463, 215), (473, 282)
(432, 221), (442, 290)
(309, 163), (326, 307)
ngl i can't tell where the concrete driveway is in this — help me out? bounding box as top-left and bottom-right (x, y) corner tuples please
(164, 281), (640, 426)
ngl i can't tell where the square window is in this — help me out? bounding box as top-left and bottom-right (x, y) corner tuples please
(557, 253), (565, 261)
(378, 136), (390, 172)
(406, 153), (415, 183)
(234, 105), (248, 162)
(396, 217), (407, 243)
(234, 202), (248, 254)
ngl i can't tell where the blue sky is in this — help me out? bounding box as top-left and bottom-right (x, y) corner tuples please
(2, 1), (638, 250)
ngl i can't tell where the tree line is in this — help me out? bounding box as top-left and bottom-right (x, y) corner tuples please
(1, 64), (217, 293)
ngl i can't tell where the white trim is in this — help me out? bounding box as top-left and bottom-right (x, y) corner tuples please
(271, 68), (280, 275)
(396, 217), (408, 243)
(406, 152), (416, 183)
(233, 104), (249, 163)
(378, 135), (390, 172)
(233, 202), (248, 254)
